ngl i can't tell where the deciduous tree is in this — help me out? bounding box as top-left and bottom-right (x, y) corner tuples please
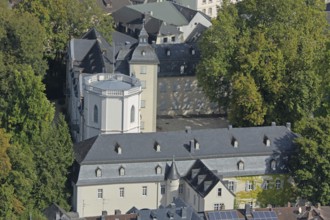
(197, 0), (328, 127)
(290, 116), (330, 205)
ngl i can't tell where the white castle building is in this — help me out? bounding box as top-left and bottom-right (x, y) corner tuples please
(67, 71), (142, 142)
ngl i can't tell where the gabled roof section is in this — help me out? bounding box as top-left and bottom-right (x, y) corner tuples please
(172, 3), (198, 23)
(73, 126), (297, 165)
(183, 159), (220, 198)
(126, 2), (190, 26)
(74, 136), (98, 164)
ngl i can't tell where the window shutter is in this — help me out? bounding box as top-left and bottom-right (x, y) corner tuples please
(233, 182), (237, 192)
(245, 181), (249, 191)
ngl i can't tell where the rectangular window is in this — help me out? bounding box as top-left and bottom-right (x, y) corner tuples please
(161, 185), (165, 195)
(276, 180), (281, 189)
(228, 181), (234, 191)
(217, 188), (222, 196)
(141, 100), (146, 108)
(208, 8), (212, 16)
(140, 66), (146, 74)
(140, 121), (145, 130)
(263, 180), (269, 190)
(120, 187), (124, 198)
(214, 203), (220, 211)
(98, 189), (103, 199)
(142, 186), (147, 196)
(141, 80), (146, 89)
(163, 37), (168, 43)
(246, 181), (253, 191)
(179, 184), (184, 194)
(171, 36), (175, 42)
(202, 0), (206, 4)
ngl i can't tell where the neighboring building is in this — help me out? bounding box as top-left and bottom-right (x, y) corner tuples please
(112, 1), (212, 44)
(170, 0), (220, 18)
(72, 124), (296, 217)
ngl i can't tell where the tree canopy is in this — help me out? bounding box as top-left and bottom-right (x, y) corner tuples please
(197, 0), (329, 127)
(15, 0), (113, 59)
(290, 116), (330, 205)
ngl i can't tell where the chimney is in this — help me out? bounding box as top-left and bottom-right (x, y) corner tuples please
(245, 204), (252, 217)
(185, 126), (191, 133)
(181, 207), (187, 219)
(271, 122), (276, 126)
(286, 122), (291, 130)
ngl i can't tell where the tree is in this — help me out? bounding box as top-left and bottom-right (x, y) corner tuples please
(229, 74), (266, 126)
(15, 0), (113, 59)
(0, 6), (47, 75)
(290, 116), (330, 205)
(32, 114), (73, 210)
(197, 0), (328, 127)
(0, 65), (54, 143)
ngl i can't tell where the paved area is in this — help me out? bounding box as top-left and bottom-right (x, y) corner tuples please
(156, 115), (229, 132)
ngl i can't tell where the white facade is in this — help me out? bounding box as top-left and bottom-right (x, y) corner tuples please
(67, 72), (142, 142)
(83, 73), (142, 140)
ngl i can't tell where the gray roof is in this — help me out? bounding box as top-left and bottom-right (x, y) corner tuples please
(166, 159), (180, 180)
(183, 159), (235, 198)
(74, 126), (296, 186)
(135, 198), (201, 220)
(74, 125), (296, 165)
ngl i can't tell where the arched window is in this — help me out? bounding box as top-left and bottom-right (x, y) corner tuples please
(96, 167), (102, 177)
(94, 105), (98, 123)
(270, 159), (276, 170)
(119, 166), (125, 176)
(130, 105), (135, 123)
(238, 161), (244, 170)
(155, 165), (162, 174)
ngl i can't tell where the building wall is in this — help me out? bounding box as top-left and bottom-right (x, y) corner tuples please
(76, 182), (162, 217)
(184, 182), (205, 212)
(130, 64), (158, 132)
(157, 76), (218, 115)
(204, 181), (235, 211)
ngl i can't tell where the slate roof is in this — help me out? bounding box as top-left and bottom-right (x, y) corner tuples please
(166, 159), (180, 180)
(183, 159), (221, 198)
(153, 43), (200, 77)
(74, 125), (296, 165)
(136, 198), (201, 220)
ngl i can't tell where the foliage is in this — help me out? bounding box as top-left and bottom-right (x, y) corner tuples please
(229, 74), (266, 126)
(0, 65), (54, 142)
(15, 0), (113, 58)
(290, 116), (330, 205)
(0, 5), (47, 75)
(32, 114), (74, 210)
(0, 66), (73, 216)
(197, 0), (328, 127)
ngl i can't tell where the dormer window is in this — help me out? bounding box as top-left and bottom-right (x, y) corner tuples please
(238, 160), (244, 170)
(141, 50), (146, 56)
(232, 137), (238, 148)
(264, 136), (271, 146)
(155, 165), (162, 174)
(191, 48), (195, 55)
(119, 166), (125, 176)
(154, 142), (161, 152)
(180, 65), (185, 74)
(115, 143), (122, 154)
(95, 167), (102, 177)
(166, 49), (170, 56)
(270, 159), (276, 170)
(190, 139), (199, 150)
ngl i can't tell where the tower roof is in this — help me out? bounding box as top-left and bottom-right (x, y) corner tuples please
(167, 158), (180, 180)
